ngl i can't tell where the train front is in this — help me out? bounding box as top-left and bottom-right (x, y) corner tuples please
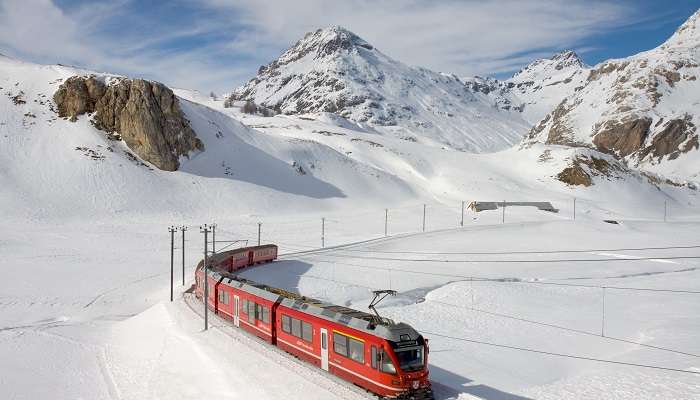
(380, 323), (432, 399)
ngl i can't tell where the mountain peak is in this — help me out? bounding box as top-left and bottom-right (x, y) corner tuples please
(551, 50), (583, 67)
(661, 9), (700, 49)
(512, 50), (585, 81)
(290, 26), (374, 60)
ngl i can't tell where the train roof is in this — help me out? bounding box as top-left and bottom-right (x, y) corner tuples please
(203, 264), (421, 343)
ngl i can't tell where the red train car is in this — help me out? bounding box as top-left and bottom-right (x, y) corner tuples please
(194, 244), (432, 399)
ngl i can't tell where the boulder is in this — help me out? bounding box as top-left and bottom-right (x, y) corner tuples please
(53, 76), (203, 171)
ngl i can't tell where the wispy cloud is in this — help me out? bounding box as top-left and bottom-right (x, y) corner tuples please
(0, 0), (676, 92)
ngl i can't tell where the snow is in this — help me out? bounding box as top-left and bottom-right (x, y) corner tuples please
(505, 51), (589, 125)
(2, 36), (700, 400)
(230, 26), (531, 153)
(523, 10), (700, 184)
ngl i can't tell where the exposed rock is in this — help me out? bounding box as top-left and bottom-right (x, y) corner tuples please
(53, 76), (104, 119)
(53, 76), (203, 171)
(557, 164), (592, 186)
(639, 116), (698, 160)
(593, 117), (652, 157)
(556, 155), (624, 186)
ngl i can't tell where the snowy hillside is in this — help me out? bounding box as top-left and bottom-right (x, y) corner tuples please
(462, 51), (589, 127)
(1, 15), (700, 400)
(0, 55), (421, 222)
(524, 10), (700, 183)
(505, 51), (589, 124)
(228, 26), (531, 153)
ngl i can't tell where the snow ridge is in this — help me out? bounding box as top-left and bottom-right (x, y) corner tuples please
(229, 26), (531, 153)
(523, 9), (700, 183)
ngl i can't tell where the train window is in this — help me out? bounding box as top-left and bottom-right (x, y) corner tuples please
(248, 301), (255, 323)
(395, 347), (424, 372)
(348, 338), (364, 363)
(291, 318), (302, 338)
(301, 321), (312, 342)
(380, 349), (397, 374)
(218, 290), (229, 305)
(262, 306), (270, 324)
(333, 333), (348, 357)
(281, 315), (291, 333)
(241, 300), (248, 314)
(371, 346), (378, 369)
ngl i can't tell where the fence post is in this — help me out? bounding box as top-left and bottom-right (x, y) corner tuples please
(385, 208), (388, 237)
(601, 287), (606, 337)
(422, 204), (426, 232)
(502, 200), (506, 224)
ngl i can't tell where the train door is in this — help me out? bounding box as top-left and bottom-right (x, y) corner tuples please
(320, 328), (329, 371)
(247, 251), (254, 266)
(233, 295), (240, 327)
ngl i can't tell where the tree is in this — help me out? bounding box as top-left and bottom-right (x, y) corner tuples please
(209, 91), (217, 101)
(242, 100), (257, 114)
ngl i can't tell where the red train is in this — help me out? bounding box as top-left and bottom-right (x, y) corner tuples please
(194, 244), (432, 399)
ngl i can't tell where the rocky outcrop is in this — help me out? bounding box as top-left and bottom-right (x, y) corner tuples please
(556, 154), (625, 187)
(54, 76), (203, 171)
(639, 116), (698, 160)
(593, 117), (652, 157)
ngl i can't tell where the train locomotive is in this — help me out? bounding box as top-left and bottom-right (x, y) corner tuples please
(193, 244), (433, 399)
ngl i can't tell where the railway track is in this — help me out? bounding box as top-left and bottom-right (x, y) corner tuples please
(182, 291), (380, 400)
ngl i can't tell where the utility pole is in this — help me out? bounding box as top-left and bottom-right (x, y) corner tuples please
(422, 204), (426, 232)
(461, 201), (465, 227)
(258, 222), (262, 246)
(211, 223), (217, 254)
(601, 287), (606, 337)
(664, 200), (667, 222)
(321, 217), (325, 248)
(502, 200), (506, 224)
(200, 224), (210, 331)
(169, 226), (176, 302)
(573, 198), (576, 221)
(180, 226), (187, 286)
(384, 209), (388, 237)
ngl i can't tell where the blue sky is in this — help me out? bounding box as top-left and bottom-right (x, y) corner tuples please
(1, 0), (698, 92)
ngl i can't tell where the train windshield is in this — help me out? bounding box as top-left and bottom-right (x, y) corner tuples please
(395, 346), (424, 372)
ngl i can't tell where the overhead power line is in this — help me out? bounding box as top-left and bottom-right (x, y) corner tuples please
(303, 252), (700, 264)
(327, 244), (700, 255)
(287, 255), (700, 294)
(421, 331), (700, 376)
(267, 269), (699, 358)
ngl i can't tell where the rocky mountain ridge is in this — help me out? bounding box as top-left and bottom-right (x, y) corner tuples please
(523, 9), (700, 183)
(228, 26), (530, 153)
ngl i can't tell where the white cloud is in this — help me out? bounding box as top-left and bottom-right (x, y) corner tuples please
(0, 0), (654, 92)
(202, 0), (641, 76)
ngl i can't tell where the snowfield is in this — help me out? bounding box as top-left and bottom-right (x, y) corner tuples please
(1, 45), (700, 400)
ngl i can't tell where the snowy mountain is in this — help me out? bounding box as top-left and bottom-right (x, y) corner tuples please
(524, 10), (700, 183)
(460, 51), (589, 127)
(505, 50), (589, 124)
(228, 26), (531, 153)
(3, 17), (700, 400)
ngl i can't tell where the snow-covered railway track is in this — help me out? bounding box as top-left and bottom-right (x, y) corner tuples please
(182, 292), (378, 400)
